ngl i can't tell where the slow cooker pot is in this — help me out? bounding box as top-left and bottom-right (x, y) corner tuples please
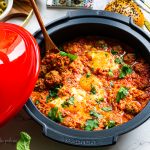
(25, 10), (150, 147)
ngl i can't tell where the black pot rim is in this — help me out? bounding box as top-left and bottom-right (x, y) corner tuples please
(25, 10), (150, 147)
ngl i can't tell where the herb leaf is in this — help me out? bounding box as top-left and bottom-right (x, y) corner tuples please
(101, 106), (112, 112)
(106, 120), (116, 129)
(86, 72), (91, 78)
(90, 85), (97, 94)
(60, 51), (77, 61)
(119, 65), (132, 78)
(67, 53), (78, 61)
(48, 107), (63, 122)
(108, 69), (113, 77)
(48, 84), (62, 99)
(111, 49), (118, 55)
(60, 51), (68, 56)
(35, 100), (39, 105)
(90, 110), (103, 119)
(61, 96), (74, 108)
(16, 132), (31, 150)
(116, 87), (129, 103)
(84, 119), (99, 131)
(115, 57), (123, 64)
(95, 97), (104, 104)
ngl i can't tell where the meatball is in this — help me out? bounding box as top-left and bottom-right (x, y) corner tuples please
(34, 78), (46, 91)
(124, 101), (141, 115)
(123, 53), (136, 64)
(133, 63), (149, 76)
(39, 65), (47, 78)
(45, 70), (62, 88)
(42, 53), (70, 71)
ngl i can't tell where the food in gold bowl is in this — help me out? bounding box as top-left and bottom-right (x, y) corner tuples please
(31, 37), (150, 131)
(105, 0), (144, 27)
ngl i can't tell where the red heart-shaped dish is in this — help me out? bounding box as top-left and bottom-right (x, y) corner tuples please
(0, 23), (40, 126)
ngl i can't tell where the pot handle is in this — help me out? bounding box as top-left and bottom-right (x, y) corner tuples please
(43, 125), (118, 146)
(129, 19), (150, 40)
(67, 10), (130, 25)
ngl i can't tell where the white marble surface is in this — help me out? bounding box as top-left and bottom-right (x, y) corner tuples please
(0, 0), (150, 150)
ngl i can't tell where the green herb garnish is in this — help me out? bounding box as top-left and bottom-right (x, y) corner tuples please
(86, 72), (91, 78)
(59, 51), (68, 56)
(60, 51), (77, 61)
(111, 49), (118, 55)
(106, 120), (116, 129)
(35, 100), (40, 105)
(90, 110), (102, 119)
(119, 65), (132, 78)
(115, 57), (123, 64)
(46, 95), (52, 103)
(90, 85), (97, 94)
(95, 97), (104, 104)
(67, 53), (78, 61)
(116, 87), (129, 103)
(108, 69), (113, 77)
(101, 106), (112, 112)
(48, 107), (63, 122)
(61, 96), (74, 108)
(16, 132), (31, 150)
(105, 53), (108, 57)
(48, 84), (62, 99)
(84, 119), (99, 131)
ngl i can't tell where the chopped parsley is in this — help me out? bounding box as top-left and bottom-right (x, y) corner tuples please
(67, 53), (78, 61)
(59, 51), (68, 56)
(116, 87), (129, 103)
(48, 107), (63, 123)
(90, 110), (102, 119)
(91, 67), (94, 72)
(119, 65), (132, 78)
(106, 120), (116, 129)
(115, 57), (123, 64)
(61, 96), (74, 108)
(86, 72), (91, 78)
(84, 119), (99, 131)
(108, 69), (113, 77)
(60, 51), (77, 61)
(101, 106), (112, 112)
(95, 97), (104, 104)
(48, 84), (62, 99)
(105, 53), (108, 57)
(111, 49), (118, 55)
(35, 100), (40, 105)
(90, 85), (97, 94)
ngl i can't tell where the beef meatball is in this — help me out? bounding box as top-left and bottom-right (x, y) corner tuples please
(42, 53), (70, 71)
(133, 63), (149, 76)
(45, 70), (62, 88)
(124, 101), (141, 115)
(123, 53), (136, 64)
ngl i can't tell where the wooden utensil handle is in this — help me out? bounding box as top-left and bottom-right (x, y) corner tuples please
(29, 0), (57, 50)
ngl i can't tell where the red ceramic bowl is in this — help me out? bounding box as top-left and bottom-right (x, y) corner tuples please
(0, 23), (40, 126)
